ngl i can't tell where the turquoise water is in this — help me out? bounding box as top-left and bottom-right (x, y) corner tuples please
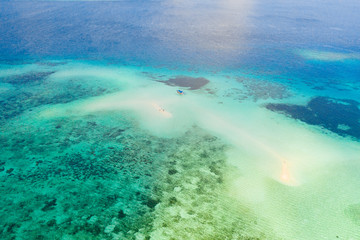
(1, 1), (360, 240)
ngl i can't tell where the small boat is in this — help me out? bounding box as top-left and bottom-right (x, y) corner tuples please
(177, 90), (184, 95)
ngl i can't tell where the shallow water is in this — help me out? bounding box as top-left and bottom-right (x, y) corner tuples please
(1, 1), (360, 240)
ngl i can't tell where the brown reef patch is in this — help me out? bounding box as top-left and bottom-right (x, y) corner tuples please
(160, 76), (210, 90)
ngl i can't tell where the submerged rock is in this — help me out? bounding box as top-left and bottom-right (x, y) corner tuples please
(46, 219), (57, 227)
(145, 198), (159, 209)
(118, 210), (126, 219)
(41, 199), (57, 212)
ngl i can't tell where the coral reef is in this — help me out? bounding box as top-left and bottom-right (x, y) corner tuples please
(0, 71), (118, 124)
(266, 97), (360, 140)
(0, 108), (276, 239)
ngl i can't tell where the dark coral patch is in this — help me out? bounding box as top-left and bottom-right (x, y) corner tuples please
(266, 97), (360, 140)
(160, 76), (209, 90)
(1, 71), (55, 85)
(0, 83), (113, 123)
(345, 203), (360, 225)
(41, 199), (57, 212)
(145, 198), (159, 209)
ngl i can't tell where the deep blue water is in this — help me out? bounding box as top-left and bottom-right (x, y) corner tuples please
(1, 1), (359, 103)
(1, 0), (359, 67)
